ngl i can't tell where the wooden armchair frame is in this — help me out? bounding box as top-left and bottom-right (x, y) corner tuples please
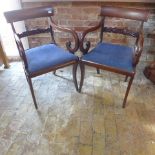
(79, 6), (149, 108)
(4, 6), (79, 109)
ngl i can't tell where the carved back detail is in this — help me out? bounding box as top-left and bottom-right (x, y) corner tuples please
(102, 27), (139, 38)
(18, 28), (52, 38)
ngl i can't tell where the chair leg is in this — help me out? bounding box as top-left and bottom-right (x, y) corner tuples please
(73, 63), (78, 91)
(124, 75), (128, 82)
(27, 77), (38, 109)
(79, 62), (85, 92)
(96, 68), (100, 74)
(122, 76), (134, 108)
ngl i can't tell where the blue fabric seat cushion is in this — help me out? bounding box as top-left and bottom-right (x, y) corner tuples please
(82, 42), (134, 72)
(25, 44), (78, 73)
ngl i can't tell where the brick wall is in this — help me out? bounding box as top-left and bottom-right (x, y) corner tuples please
(22, 1), (155, 64)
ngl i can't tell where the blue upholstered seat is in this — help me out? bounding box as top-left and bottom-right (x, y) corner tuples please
(82, 42), (134, 72)
(25, 44), (78, 73)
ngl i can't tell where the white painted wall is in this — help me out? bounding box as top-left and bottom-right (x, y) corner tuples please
(0, 0), (29, 56)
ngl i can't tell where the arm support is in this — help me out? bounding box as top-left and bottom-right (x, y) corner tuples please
(133, 32), (144, 66)
(50, 18), (79, 53)
(14, 33), (28, 68)
(79, 21), (102, 54)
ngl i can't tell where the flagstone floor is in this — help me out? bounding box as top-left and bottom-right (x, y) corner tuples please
(0, 62), (155, 155)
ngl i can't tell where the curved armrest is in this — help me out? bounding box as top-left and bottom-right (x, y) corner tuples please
(14, 33), (28, 68)
(50, 18), (79, 53)
(80, 21), (102, 54)
(133, 32), (144, 66)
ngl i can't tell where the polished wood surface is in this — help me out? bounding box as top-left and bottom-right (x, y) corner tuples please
(4, 6), (54, 23)
(101, 6), (149, 21)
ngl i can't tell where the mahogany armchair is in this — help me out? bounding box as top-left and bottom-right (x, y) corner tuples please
(4, 6), (79, 109)
(79, 6), (149, 108)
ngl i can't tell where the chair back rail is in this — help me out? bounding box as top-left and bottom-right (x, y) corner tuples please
(18, 28), (52, 38)
(101, 6), (149, 21)
(4, 6), (54, 23)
